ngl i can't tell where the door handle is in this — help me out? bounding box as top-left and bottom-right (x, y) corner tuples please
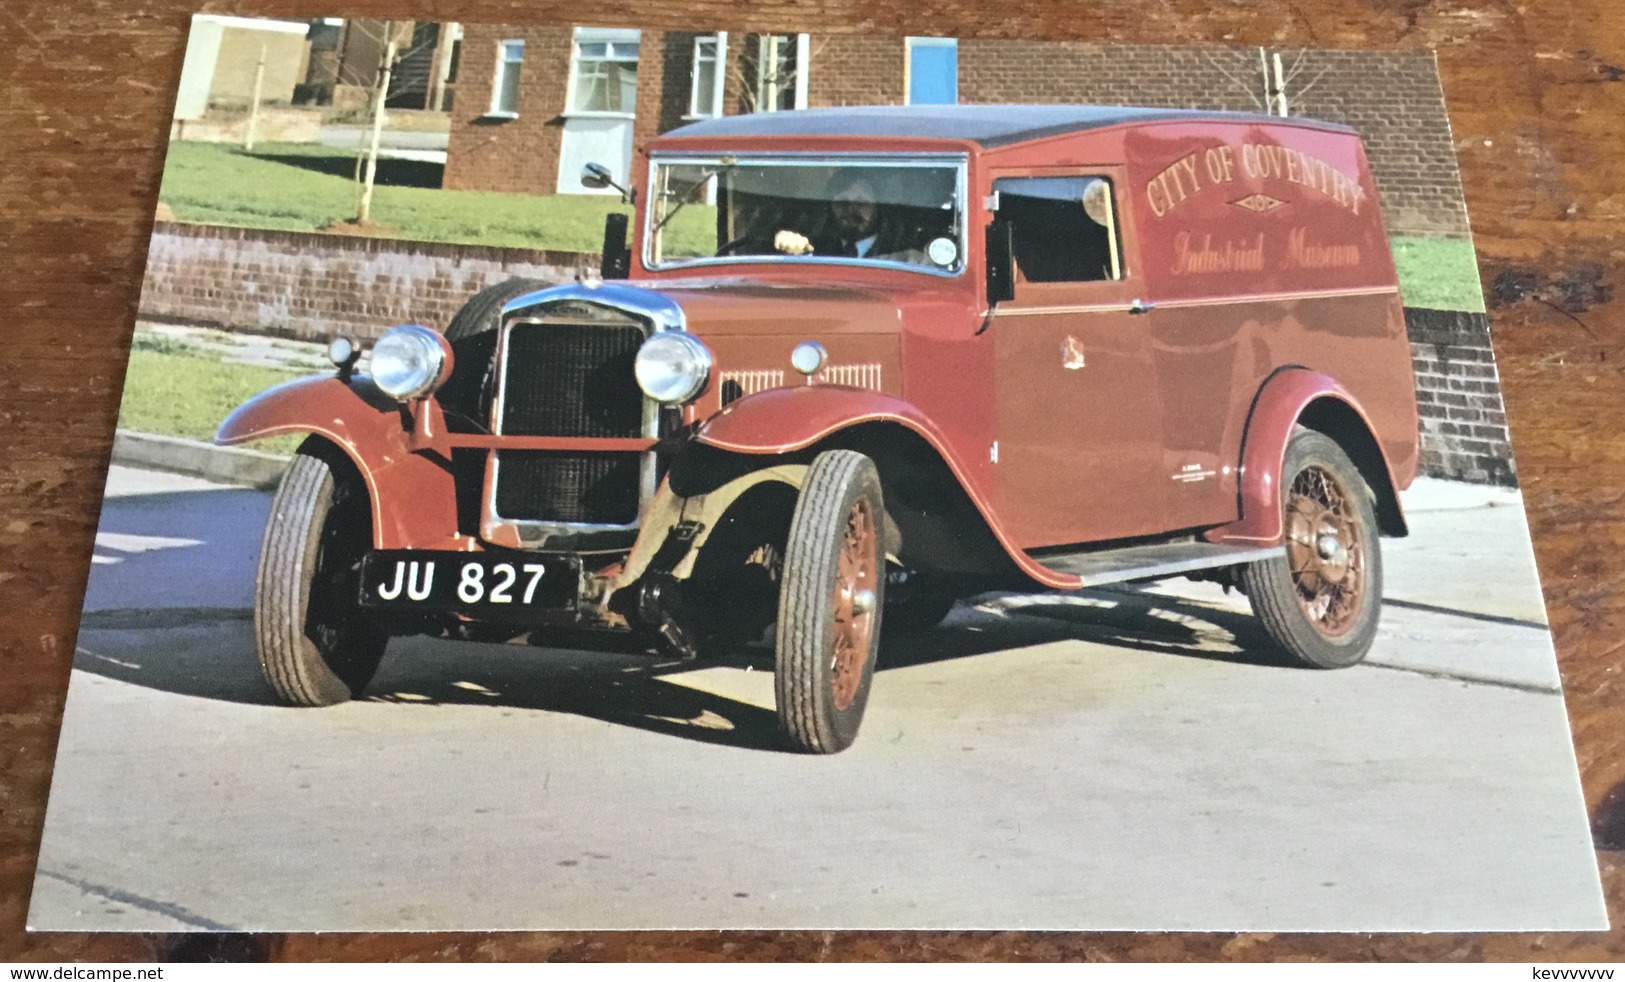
(1129, 298), (1156, 315)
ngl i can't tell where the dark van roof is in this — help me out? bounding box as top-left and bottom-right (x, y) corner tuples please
(663, 105), (1354, 148)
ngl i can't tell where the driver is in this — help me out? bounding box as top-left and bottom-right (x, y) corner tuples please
(774, 172), (927, 265)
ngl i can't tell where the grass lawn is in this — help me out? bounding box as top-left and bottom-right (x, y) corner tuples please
(162, 142), (1487, 312)
(118, 335), (307, 456)
(158, 141), (713, 254)
(1390, 235), (1485, 312)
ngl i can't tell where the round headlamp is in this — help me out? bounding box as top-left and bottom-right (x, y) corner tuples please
(370, 324), (451, 401)
(634, 332), (713, 405)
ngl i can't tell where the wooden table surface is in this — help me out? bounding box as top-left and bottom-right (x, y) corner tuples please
(4, 0), (1624, 962)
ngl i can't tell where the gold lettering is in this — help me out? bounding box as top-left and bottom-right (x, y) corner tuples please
(1234, 142), (1366, 215)
(1147, 178), (1168, 218)
(1147, 154), (1204, 216)
(1284, 226), (1362, 268)
(1172, 230), (1267, 275)
(1260, 145), (1283, 179)
(1162, 165), (1184, 203)
(1176, 155), (1201, 197)
(1218, 145), (1236, 182)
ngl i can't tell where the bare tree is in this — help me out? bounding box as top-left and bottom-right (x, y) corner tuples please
(336, 20), (443, 227)
(333, 20), (437, 107)
(1271, 49), (1332, 117)
(1201, 48), (1267, 112)
(1202, 46), (1331, 117)
(728, 34), (831, 114)
(354, 36), (397, 226)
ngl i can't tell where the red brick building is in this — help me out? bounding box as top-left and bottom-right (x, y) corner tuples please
(444, 29), (1470, 237)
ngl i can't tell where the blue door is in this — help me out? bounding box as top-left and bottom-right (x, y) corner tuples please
(908, 38), (958, 105)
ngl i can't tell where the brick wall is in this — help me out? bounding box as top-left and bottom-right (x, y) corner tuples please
(1405, 308), (1516, 486)
(633, 31), (692, 157)
(807, 36), (906, 107)
(957, 41), (1469, 238)
(136, 222), (592, 342)
(442, 25), (573, 195)
(448, 33), (1469, 239)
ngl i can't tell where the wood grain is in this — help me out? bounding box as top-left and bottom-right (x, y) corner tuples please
(3, 0), (1622, 962)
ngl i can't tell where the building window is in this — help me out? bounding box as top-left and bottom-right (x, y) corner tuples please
(689, 32), (728, 118)
(756, 34), (809, 112)
(906, 36), (957, 106)
(569, 29), (640, 114)
(994, 176), (1124, 283)
(489, 38), (523, 116)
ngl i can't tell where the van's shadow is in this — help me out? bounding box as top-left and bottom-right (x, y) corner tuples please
(879, 585), (1295, 672)
(77, 583), (1291, 757)
(74, 619), (792, 753)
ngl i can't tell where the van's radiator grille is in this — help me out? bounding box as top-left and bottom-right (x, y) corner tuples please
(499, 322), (646, 438)
(494, 451), (643, 526)
(492, 317), (648, 527)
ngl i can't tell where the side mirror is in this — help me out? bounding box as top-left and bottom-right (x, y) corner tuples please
(986, 219), (1016, 305)
(601, 213), (631, 280)
(581, 162), (634, 203)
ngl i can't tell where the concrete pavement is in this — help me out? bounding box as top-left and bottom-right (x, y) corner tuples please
(27, 466), (1605, 932)
(318, 125), (448, 165)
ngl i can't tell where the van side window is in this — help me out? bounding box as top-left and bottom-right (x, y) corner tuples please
(993, 176), (1123, 283)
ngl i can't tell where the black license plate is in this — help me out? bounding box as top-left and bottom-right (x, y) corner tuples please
(359, 551), (578, 617)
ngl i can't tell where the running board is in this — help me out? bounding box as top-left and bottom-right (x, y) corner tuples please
(1031, 541), (1284, 588)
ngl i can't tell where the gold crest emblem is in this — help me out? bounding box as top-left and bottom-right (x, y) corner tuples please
(1232, 193), (1287, 213)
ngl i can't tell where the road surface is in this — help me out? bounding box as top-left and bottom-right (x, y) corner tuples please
(28, 466), (1605, 931)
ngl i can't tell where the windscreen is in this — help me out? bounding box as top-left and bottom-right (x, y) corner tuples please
(647, 158), (965, 273)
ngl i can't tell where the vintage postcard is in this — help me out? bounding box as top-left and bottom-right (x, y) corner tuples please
(27, 15), (1607, 931)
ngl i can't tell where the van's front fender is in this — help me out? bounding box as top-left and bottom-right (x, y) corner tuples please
(693, 385), (1082, 590)
(693, 384), (951, 456)
(216, 376), (461, 550)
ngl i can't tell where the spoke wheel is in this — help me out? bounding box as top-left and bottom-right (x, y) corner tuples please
(1284, 464), (1368, 639)
(775, 450), (886, 753)
(1242, 430), (1383, 669)
(830, 498), (879, 709)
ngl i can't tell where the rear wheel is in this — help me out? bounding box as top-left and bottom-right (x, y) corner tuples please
(255, 444), (388, 705)
(1241, 429), (1383, 669)
(774, 451), (885, 753)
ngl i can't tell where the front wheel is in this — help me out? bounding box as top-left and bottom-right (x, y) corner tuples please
(255, 444), (388, 705)
(774, 450), (886, 753)
(1241, 429), (1383, 669)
